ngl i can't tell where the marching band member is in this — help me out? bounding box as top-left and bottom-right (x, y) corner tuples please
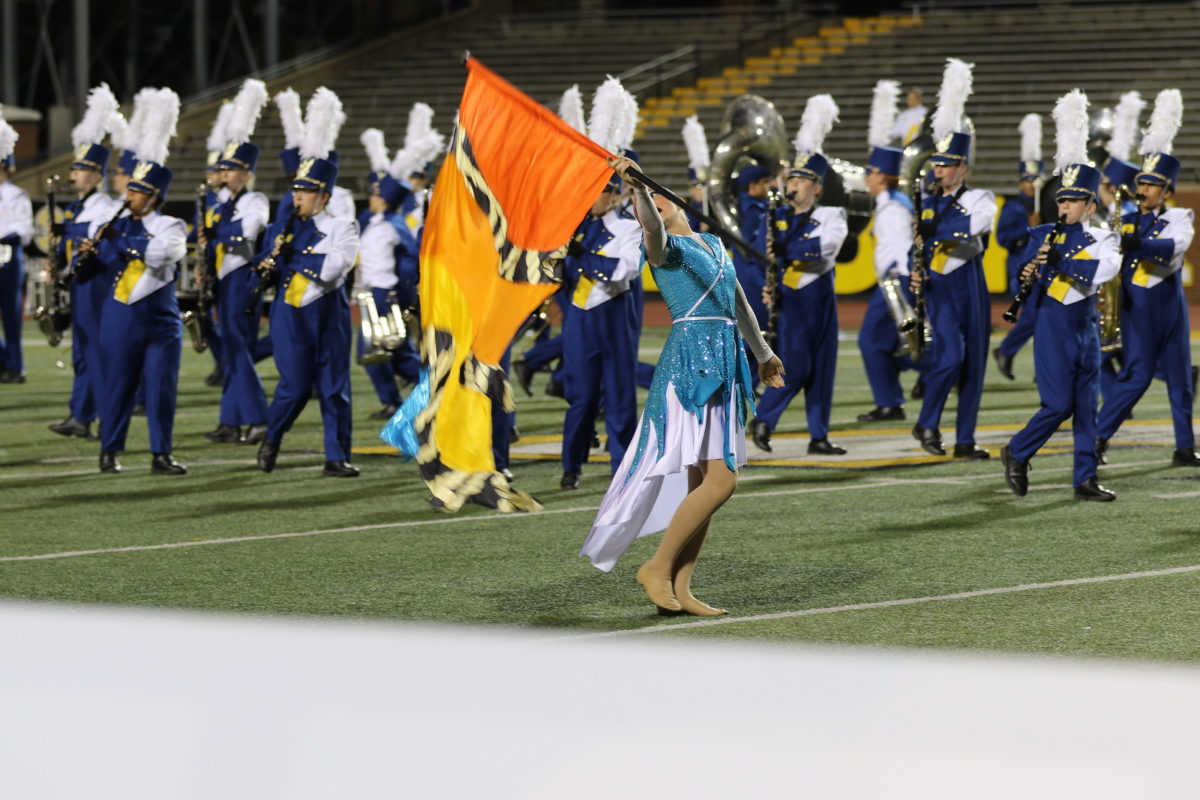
(255, 87), (361, 478)
(199, 79), (272, 445)
(993, 114), (1043, 380)
(396, 103), (445, 236)
(751, 94), (848, 455)
(889, 86), (927, 147)
(194, 98), (235, 386)
(356, 127), (421, 419)
(909, 58), (995, 459)
(0, 113), (34, 384)
(76, 88), (188, 475)
(1002, 90), (1120, 501)
(857, 79), (926, 422)
(730, 162), (772, 350)
(48, 84), (122, 438)
(1097, 89), (1199, 467)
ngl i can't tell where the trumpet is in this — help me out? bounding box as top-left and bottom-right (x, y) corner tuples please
(356, 291), (409, 365)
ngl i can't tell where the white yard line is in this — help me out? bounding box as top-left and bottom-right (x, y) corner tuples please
(0, 460), (1166, 563)
(563, 563), (1200, 640)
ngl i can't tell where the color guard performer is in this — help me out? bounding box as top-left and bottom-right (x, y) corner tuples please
(75, 88), (188, 475)
(909, 58), (994, 459)
(1001, 90), (1120, 501)
(0, 112), (34, 383)
(751, 94), (848, 454)
(1096, 89), (1199, 467)
(255, 88), (361, 477)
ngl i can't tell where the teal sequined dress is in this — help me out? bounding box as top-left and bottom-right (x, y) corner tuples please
(580, 232), (756, 572)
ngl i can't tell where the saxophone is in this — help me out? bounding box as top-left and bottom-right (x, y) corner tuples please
(1096, 190), (1125, 354)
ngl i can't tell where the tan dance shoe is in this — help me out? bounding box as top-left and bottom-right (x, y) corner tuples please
(676, 591), (728, 617)
(636, 562), (681, 612)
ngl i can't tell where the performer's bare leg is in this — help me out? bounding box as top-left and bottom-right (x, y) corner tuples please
(637, 458), (737, 611)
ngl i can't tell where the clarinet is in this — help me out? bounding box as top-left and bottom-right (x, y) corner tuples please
(1004, 214), (1067, 323)
(246, 212), (296, 315)
(58, 201), (131, 289)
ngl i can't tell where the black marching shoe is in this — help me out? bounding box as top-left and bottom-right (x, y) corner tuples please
(240, 423), (268, 444)
(99, 451), (121, 474)
(204, 368), (224, 387)
(911, 379), (926, 400)
(912, 424), (945, 456)
(953, 443), (991, 460)
(204, 424), (242, 443)
(1000, 445), (1028, 496)
(50, 415), (92, 439)
(992, 348), (1015, 381)
(256, 441), (280, 473)
(1075, 477), (1116, 502)
(369, 403), (398, 421)
(0, 370), (26, 383)
(857, 405), (905, 422)
(322, 460), (360, 478)
(560, 470), (580, 490)
(751, 419), (772, 453)
(545, 378), (565, 398)
(512, 359), (535, 397)
(1096, 437), (1109, 466)
(151, 453), (187, 475)
(808, 438), (847, 455)
(1172, 449), (1200, 467)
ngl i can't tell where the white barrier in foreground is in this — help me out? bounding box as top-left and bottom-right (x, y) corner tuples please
(1, 601), (1197, 798)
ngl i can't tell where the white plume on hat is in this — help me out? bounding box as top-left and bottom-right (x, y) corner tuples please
(1052, 89), (1089, 172)
(1018, 113), (1042, 164)
(360, 128), (390, 175)
(71, 83), (119, 149)
(588, 76), (633, 153)
(0, 117), (17, 162)
(868, 79), (900, 148)
(299, 87), (344, 160)
(389, 102), (445, 179)
(682, 115), (710, 173)
(1107, 91), (1145, 162)
(111, 87), (157, 154)
(558, 85), (587, 134)
(274, 88), (305, 150)
(1141, 88), (1183, 155)
(794, 94), (839, 155)
(932, 57), (974, 142)
(137, 87), (180, 165)
(612, 85), (639, 154)
(225, 78), (269, 145)
(206, 101), (235, 154)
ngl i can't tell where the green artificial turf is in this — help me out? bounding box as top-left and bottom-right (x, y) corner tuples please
(2, 320), (1199, 662)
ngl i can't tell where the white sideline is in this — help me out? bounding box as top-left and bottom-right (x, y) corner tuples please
(563, 563), (1200, 640)
(0, 459), (1167, 564)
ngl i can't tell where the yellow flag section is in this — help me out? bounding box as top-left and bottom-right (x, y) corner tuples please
(642, 197), (1014, 294)
(413, 57), (614, 513)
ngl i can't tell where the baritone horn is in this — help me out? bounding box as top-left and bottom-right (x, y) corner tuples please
(357, 290), (408, 365)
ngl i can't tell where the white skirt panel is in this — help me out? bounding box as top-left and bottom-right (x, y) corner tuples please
(579, 383), (746, 572)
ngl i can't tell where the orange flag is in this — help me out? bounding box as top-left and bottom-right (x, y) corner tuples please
(404, 57), (615, 512)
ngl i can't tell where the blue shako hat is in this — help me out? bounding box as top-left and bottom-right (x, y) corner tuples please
(1054, 163), (1101, 201)
(734, 163), (771, 189)
(1102, 157), (1139, 192)
(788, 152), (829, 183)
(292, 156), (338, 192)
(217, 141), (260, 172)
(280, 147), (301, 175)
(687, 167), (703, 184)
(1137, 152), (1181, 189)
(930, 131), (971, 164)
(2, 153), (13, 169)
(867, 146), (903, 177)
(72, 143), (110, 174)
(117, 149), (137, 175)
(128, 160), (174, 198)
(1019, 159), (1044, 181)
(370, 172), (411, 211)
